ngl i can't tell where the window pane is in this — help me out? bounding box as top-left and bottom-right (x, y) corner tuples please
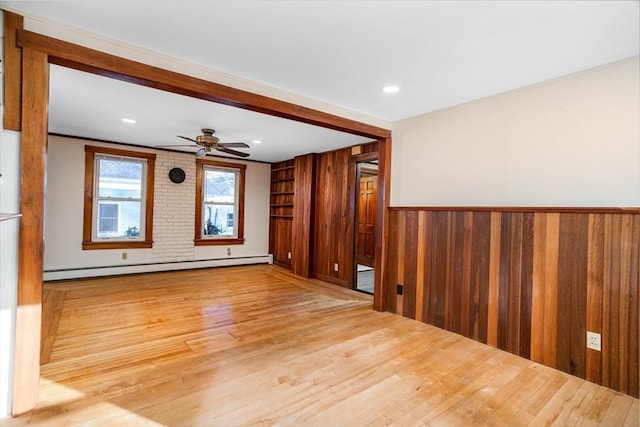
(203, 204), (235, 237)
(204, 169), (235, 203)
(98, 159), (142, 198)
(98, 203), (118, 233)
(97, 200), (141, 238)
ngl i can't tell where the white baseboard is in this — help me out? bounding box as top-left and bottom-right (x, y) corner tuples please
(44, 255), (274, 281)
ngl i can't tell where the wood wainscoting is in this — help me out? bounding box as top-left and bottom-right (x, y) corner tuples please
(386, 207), (639, 398)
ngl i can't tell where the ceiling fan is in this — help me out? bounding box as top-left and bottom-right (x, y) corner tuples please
(157, 128), (250, 157)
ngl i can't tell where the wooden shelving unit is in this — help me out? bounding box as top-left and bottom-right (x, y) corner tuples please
(270, 160), (295, 220)
(269, 159), (296, 269)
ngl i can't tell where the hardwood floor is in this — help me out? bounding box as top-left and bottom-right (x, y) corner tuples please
(3, 265), (638, 426)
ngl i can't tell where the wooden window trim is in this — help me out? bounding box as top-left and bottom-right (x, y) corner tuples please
(195, 158), (246, 246)
(82, 145), (155, 250)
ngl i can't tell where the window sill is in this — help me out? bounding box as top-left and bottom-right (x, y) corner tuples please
(194, 238), (245, 246)
(82, 240), (153, 250)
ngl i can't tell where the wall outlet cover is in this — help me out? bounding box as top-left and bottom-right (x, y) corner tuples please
(587, 331), (601, 351)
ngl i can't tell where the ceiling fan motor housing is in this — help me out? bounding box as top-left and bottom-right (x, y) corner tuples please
(197, 128), (220, 145)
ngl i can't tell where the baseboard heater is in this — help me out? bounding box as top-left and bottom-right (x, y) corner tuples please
(44, 254), (274, 281)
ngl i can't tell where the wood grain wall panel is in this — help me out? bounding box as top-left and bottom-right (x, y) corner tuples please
(627, 214), (639, 397)
(429, 212), (449, 329)
(395, 212), (406, 315)
(498, 213), (524, 355)
(602, 214), (621, 391)
(402, 211), (418, 318)
(3, 11), (23, 131)
(586, 214), (604, 385)
(556, 214), (588, 377)
(618, 215), (634, 394)
(448, 212), (465, 335)
(542, 213), (560, 368)
(386, 208), (639, 398)
(519, 213), (534, 360)
(531, 213), (547, 363)
(312, 148), (354, 287)
(291, 154), (316, 277)
(471, 212), (491, 342)
(487, 212), (502, 347)
(386, 212), (399, 315)
(269, 218), (292, 268)
(415, 211), (427, 322)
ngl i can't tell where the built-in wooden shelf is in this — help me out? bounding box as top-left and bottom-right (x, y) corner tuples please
(0, 213), (22, 222)
(271, 166), (295, 172)
(270, 160), (296, 269)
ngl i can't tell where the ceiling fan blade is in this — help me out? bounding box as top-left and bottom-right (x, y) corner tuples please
(215, 146), (250, 158)
(219, 142), (250, 148)
(155, 144), (199, 148)
(177, 135), (198, 143)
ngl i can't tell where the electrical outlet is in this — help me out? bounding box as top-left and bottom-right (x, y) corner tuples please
(587, 331), (601, 351)
(334, 263), (339, 272)
(121, 252), (127, 260)
(396, 284), (404, 295)
(287, 252), (291, 259)
(227, 248), (231, 256)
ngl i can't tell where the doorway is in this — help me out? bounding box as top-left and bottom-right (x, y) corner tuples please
(354, 159), (378, 295)
(11, 24), (392, 415)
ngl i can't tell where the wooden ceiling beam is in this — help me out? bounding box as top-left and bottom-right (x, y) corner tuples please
(16, 29), (391, 140)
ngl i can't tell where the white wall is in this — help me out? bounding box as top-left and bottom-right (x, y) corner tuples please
(391, 58), (640, 207)
(44, 136), (271, 279)
(0, 130), (20, 418)
(0, 10), (19, 418)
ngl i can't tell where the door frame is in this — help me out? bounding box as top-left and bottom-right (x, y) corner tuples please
(351, 151), (379, 292)
(6, 19), (392, 414)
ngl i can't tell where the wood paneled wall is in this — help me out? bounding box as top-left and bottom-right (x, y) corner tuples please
(291, 154), (316, 277)
(311, 142), (378, 287)
(386, 208), (639, 397)
(313, 147), (354, 286)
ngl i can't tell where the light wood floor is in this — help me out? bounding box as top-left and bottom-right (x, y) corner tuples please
(3, 265), (638, 426)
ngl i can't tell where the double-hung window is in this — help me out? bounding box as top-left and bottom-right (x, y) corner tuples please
(83, 146), (155, 249)
(195, 159), (245, 246)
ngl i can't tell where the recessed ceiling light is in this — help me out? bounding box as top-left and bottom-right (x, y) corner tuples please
(122, 118), (136, 124)
(382, 85), (400, 94)
(251, 139), (262, 144)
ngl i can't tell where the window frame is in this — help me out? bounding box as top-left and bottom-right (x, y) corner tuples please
(195, 158), (246, 246)
(82, 145), (155, 250)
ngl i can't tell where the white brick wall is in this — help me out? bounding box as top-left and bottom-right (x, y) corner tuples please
(152, 151), (196, 263)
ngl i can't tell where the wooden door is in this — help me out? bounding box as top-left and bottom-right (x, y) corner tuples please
(357, 174), (377, 267)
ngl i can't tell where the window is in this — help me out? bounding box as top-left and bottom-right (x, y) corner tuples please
(195, 158), (246, 246)
(83, 146), (155, 249)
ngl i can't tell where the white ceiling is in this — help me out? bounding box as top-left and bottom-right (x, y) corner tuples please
(47, 65), (372, 163)
(2, 1), (639, 162)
